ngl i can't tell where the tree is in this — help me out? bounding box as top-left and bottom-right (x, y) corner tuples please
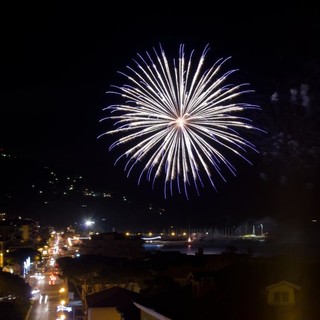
(0, 271), (31, 320)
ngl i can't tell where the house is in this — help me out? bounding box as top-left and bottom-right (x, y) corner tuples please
(187, 270), (217, 297)
(266, 280), (301, 305)
(80, 232), (144, 259)
(85, 286), (140, 320)
(266, 280), (301, 320)
(0, 217), (40, 246)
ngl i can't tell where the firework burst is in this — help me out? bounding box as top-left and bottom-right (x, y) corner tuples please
(98, 44), (263, 199)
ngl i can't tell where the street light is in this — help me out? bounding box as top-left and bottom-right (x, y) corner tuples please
(57, 298), (72, 319)
(59, 300), (65, 320)
(59, 287), (66, 297)
(59, 286), (69, 304)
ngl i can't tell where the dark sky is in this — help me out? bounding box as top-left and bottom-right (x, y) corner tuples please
(1, 3), (319, 228)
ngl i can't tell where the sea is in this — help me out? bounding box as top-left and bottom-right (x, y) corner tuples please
(142, 238), (320, 258)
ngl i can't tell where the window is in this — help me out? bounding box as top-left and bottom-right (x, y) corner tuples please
(273, 291), (289, 304)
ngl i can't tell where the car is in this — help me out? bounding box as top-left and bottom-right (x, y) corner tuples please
(35, 272), (45, 280)
(49, 273), (57, 285)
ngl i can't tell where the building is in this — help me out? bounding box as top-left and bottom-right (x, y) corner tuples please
(85, 286), (140, 320)
(0, 216), (39, 245)
(80, 232), (144, 259)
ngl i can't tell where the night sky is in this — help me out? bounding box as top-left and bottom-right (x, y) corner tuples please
(0, 3), (319, 230)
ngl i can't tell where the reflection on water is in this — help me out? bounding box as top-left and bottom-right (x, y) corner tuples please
(143, 238), (320, 257)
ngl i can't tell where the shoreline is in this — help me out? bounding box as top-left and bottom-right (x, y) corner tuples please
(143, 236), (320, 258)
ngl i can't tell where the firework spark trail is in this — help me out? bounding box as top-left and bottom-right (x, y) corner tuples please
(98, 43), (263, 199)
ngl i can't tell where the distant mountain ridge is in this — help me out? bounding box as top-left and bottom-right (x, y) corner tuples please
(0, 147), (170, 231)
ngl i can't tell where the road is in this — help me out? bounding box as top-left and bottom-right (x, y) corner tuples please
(26, 270), (67, 320)
(25, 231), (83, 320)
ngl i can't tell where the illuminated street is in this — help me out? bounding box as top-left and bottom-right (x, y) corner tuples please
(28, 274), (65, 319)
(26, 263), (68, 320)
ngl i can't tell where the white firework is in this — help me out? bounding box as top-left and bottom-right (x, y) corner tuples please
(98, 43), (262, 199)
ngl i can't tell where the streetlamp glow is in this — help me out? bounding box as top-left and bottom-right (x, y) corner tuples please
(59, 287), (65, 294)
(85, 220), (95, 227)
